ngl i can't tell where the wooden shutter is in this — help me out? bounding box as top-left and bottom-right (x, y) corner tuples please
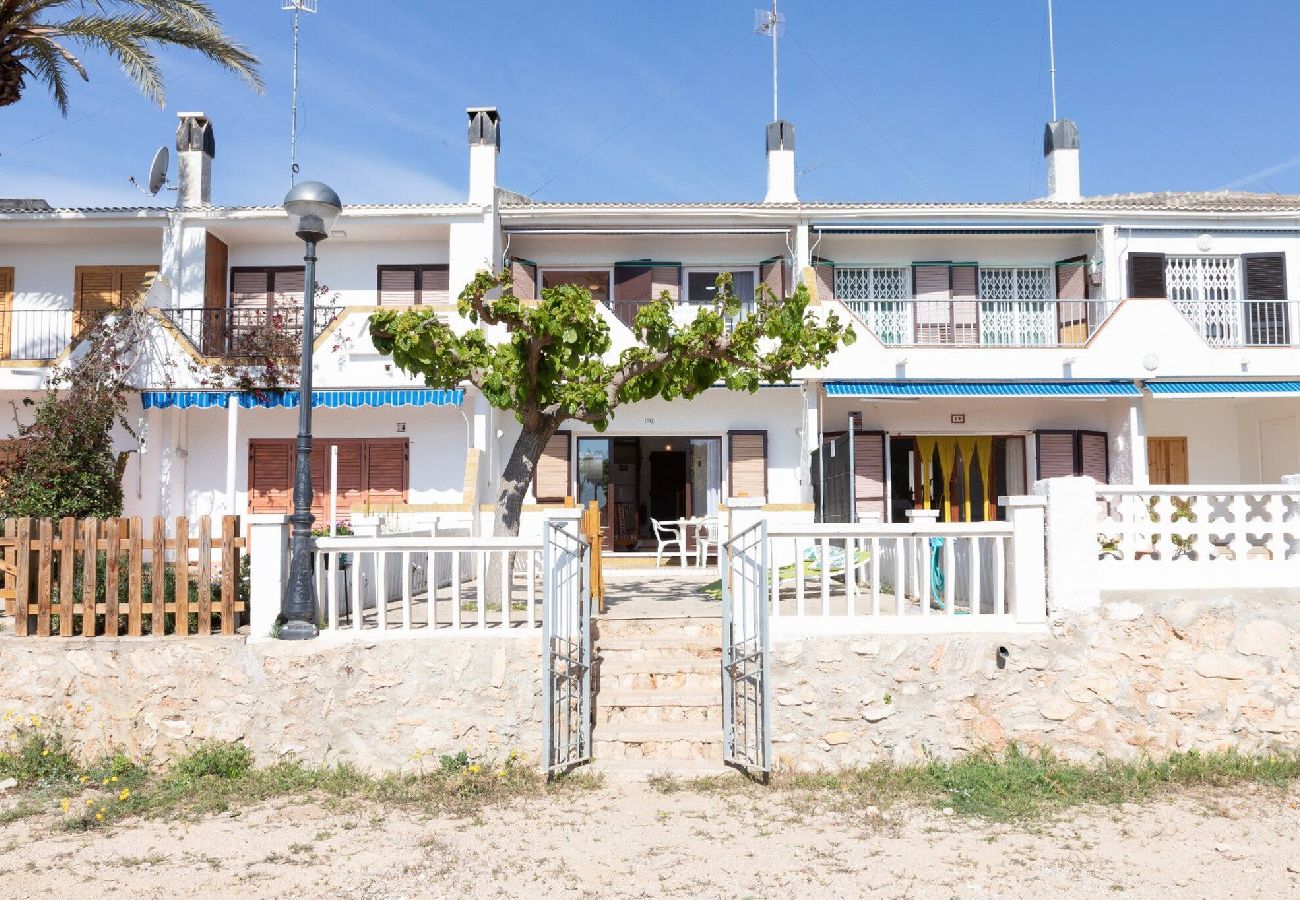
(1127, 253), (1166, 298)
(853, 431), (886, 522)
(650, 266), (680, 302)
(0, 267), (11, 361)
(248, 439), (294, 512)
(273, 268), (305, 305)
(377, 267), (417, 305)
(534, 430), (571, 503)
(914, 264), (952, 342)
(307, 439), (365, 516)
(813, 262), (834, 302)
(728, 431), (768, 500)
(364, 439), (409, 507)
(615, 265), (653, 301)
(421, 265), (450, 304)
(511, 260), (537, 300)
(117, 267), (154, 305)
(1035, 431), (1076, 480)
(1147, 437), (1188, 485)
(1243, 254), (1289, 345)
(760, 259), (786, 297)
(1079, 431), (1109, 484)
(1056, 255), (1089, 343)
(950, 264), (978, 344)
(231, 269), (270, 308)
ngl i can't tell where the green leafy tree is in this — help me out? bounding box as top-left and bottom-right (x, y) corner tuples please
(0, 0), (262, 115)
(369, 269), (855, 539)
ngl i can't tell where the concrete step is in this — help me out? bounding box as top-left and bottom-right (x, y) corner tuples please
(595, 616), (722, 641)
(597, 636), (721, 658)
(593, 723), (723, 761)
(591, 758), (742, 781)
(598, 669), (719, 692)
(596, 689), (722, 726)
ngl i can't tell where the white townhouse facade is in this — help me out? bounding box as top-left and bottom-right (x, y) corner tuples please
(1, 108), (1298, 545)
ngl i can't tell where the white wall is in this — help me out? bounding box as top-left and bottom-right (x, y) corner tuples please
(0, 240), (162, 313)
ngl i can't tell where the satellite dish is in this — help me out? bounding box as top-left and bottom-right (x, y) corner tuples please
(146, 146), (170, 195)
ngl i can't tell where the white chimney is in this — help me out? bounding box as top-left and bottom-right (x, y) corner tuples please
(175, 112), (214, 208)
(1044, 119), (1080, 202)
(467, 107), (500, 207)
(764, 120), (797, 204)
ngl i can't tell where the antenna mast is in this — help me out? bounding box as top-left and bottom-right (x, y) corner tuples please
(755, 1), (785, 121)
(284, 0), (318, 187)
(1046, 0), (1058, 121)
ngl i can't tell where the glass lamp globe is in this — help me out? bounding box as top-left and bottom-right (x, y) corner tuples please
(283, 181), (342, 240)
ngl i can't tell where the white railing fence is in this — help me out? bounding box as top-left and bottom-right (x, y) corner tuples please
(763, 513), (1045, 632)
(838, 297), (1118, 347)
(311, 535), (542, 633)
(1096, 485), (1300, 589)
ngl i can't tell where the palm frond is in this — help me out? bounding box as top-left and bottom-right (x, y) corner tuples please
(20, 34), (72, 113)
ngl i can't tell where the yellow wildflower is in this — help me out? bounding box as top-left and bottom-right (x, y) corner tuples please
(60, 799), (70, 813)
(79, 776), (89, 784)
(118, 789), (130, 801)
(41, 749), (49, 757)
(29, 715), (39, 726)
(95, 812), (104, 822)
(497, 770), (507, 778)
(467, 764), (481, 775)
(101, 778), (109, 786)
(84, 798), (94, 807)
(109, 776), (118, 783)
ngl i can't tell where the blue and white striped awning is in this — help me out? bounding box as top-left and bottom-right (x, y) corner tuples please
(141, 389), (464, 410)
(825, 380), (1141, 398)
(1145, 380), (1300, 398)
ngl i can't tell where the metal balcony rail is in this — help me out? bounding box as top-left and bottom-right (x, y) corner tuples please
(605, 297), (756, 332)
(163, 305), (343, 358)
(1172, 298), (1298, 347)
(837, 296), (1119, 348)
(0, 308), (122, 361)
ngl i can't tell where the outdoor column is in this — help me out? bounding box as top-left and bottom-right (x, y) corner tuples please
(1030, 476), (1100, 617)
(1000, 495), (1048, 625)
(246, 514), (291, 640)
(225, 395), (239, 517)
(1128, 398), (1149, 486)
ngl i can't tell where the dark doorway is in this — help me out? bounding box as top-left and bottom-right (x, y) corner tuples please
(890, 437), (915, 523)
(648, 451), (688, 523)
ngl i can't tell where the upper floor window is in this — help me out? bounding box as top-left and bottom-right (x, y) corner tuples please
(539, 269), (611, 303)
(684, 268), (756, 305)
(1164, 255), (1240, 306)
(376, 265), (449, 305)
(977, 266), (1054, 301)
(230, 266), (304, 308)
(834, 266), (910, 300)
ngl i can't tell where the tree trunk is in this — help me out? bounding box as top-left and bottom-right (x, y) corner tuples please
(485, 423), (557, 609)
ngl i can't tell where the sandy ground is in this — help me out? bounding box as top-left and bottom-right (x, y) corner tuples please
(1, 781), (1298, 899)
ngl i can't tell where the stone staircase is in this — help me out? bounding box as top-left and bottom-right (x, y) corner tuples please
(591, 614), (729, 777)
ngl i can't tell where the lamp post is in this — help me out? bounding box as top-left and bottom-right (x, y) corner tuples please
(279, 180), (342, 640)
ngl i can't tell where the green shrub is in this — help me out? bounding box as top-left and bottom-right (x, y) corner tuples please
(172, 742), (254, 781)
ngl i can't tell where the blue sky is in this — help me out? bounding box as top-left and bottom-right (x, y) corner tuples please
(2, 1), (1299, 208)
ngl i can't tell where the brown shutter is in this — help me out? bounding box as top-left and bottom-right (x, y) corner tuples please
(118, 266), (155, 305)
(511, 260), (537, 300)
(1079, 431), (1109, 484)
(248, 439), (294, 512)
(1035, 431), (1076, 480)
(204, 233), (228, 309)
(231, 269), (270, 308)
(728, 431), (768, 500)
(364, 439), (409, 507)
(308, 439), (365, 516)
(853, 431), (886, 522)
(273, 268), (306, 305)
(650, 266), (680, 302)
(760, 259), (785, 297)
(1127, 253), (1166, 298)
(914, 264), (952, 342)
(950, 264), (978, 344)
(0, 267), (11, 360)
(1243, 254), (1289, 345)
(813, 262), (834, 302)
(1056, 255), (1089, 343)
(377, 267), (418, 305)
(615, 265), (653, 301)
(533, 430), (571, 503)
(421, 265), (451, 304)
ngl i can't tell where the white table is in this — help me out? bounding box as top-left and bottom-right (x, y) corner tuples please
(665, 517), (718, 568)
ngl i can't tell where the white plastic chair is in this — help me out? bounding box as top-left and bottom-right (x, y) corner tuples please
(695, 517), (719, 567)
(651, 518), (683, 568)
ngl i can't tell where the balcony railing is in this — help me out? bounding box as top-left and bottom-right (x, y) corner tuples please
(0, 308), (121, 361)
(837, 297), (1118, 348)
(605, 298), (756, 332)
(163, 306), (343, 358)
(1173, 299), (1298, 347)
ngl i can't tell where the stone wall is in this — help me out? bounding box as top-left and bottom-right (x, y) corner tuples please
(0, 635), (542, 771)
(772, 591), (1300, 769)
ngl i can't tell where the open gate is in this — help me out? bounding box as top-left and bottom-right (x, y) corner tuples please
(721, 520), (771, 774)
(541, 518), (592, 775)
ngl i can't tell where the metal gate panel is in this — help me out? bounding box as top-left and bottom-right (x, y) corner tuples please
(813, 433), (855, 524)
(721, 520), (771, 773)
(541, 518), (592, 775)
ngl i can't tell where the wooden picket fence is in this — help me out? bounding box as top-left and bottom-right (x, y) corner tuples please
(0, 515), (246, 638)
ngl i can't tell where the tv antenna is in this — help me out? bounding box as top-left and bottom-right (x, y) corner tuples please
(128, 146), (173, 196)
(284, 0), (318, 187)
(754, 1), (785, 122)
(1047, 0), (1058, 120)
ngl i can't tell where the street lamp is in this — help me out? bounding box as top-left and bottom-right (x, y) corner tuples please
(279, 180), (342, 640)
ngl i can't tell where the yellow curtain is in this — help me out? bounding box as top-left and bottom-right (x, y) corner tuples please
(935, 437), (958, 522)
(957, 435), (977, 522)
(976, 436), (994, 520)
(915, 436), (936, 510)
